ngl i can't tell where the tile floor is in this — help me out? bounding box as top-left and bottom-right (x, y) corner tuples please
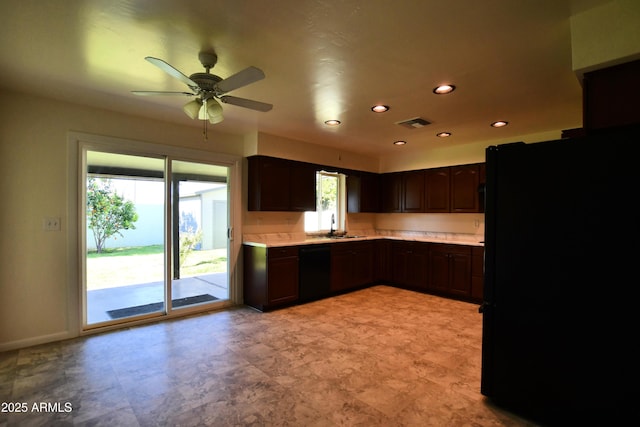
(0, 285), (539, 426)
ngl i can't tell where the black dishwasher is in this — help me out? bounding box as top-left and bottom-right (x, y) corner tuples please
(298, 244), (331, 302)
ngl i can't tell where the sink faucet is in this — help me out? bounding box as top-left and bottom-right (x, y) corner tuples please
(329, 213), (336, 236)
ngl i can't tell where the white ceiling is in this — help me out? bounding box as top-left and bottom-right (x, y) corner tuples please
(0, 0), (611, 157)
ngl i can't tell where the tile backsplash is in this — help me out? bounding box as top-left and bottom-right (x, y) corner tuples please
(243, 211), (484, 240)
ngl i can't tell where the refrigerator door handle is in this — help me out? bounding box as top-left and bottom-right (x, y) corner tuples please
(478, 301), (490, 313)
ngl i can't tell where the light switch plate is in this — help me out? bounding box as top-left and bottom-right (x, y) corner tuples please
(43, 217), (61, 231)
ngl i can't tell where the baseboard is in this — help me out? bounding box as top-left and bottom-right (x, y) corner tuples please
(0, 330), (77, 353)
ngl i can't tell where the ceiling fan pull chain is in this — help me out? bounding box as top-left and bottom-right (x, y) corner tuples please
(203, 98), (208, 140)
(203, 118), (208, 141)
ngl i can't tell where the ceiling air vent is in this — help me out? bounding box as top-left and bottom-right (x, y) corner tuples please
(396, 117), (431, 129)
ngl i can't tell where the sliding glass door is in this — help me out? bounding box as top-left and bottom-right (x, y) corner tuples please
(170, 160), (229, 312)
(82, 150), (229, 328)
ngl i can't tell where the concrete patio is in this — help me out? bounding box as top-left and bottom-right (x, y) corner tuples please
(86, 273), (228, 324)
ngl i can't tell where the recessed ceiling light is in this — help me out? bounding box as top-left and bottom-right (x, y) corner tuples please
(437, 132), (452, 138)
(433, 85), (456, 94)
(371, 105), (389, 113)
(324, 119), (341, 126)
(393, 140), (407, 146)
(491, 120), (509, 128)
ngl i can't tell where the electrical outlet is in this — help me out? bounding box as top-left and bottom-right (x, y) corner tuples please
(43, 217), (61, 231)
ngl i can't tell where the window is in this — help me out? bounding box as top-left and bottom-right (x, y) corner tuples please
(304, 171), (346, 233)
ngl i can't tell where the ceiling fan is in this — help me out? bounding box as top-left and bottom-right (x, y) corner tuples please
(132, 51), (272, 126)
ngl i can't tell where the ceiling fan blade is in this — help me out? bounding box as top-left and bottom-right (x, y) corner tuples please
(215, 66), (265, 94)
(132, 90), (195, 96)
(219, 95), (273, 112)
(145, 57), (198, 88)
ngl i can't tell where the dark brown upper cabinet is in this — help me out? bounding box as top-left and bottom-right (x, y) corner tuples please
(583, 59), (640, 132)
(289, 161), (317, 211)
(381, 170), (425, 213)
(450, 164), (481, 213)
(402, 170), (425, 213)
(381, 172), (403, 213)
(347, 171), (380, 213)
(248, 156), (316, 212)
(424, 167), (451, 213)
(248, 154), (484, 214)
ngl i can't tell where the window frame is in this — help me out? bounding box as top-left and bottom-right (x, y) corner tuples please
(305, 170), (346, 234)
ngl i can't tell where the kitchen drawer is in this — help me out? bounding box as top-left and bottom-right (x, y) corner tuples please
(431, 243), (471, 255)
(268, 246), (298, 259)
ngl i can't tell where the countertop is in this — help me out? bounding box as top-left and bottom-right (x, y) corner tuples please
(243, 231), (484, 248)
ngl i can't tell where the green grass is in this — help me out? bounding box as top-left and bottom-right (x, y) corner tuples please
(86, 245), (227, 290)
(87, 244), (163, 258)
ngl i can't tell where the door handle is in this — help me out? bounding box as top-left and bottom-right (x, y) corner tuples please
(478, 301), (490, 313)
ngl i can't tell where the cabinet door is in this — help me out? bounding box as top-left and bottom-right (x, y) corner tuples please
(406, 243), (429, 289)
(248, 156), (290, 211)
(428, 246), (450, 293)
(448, 252), (472, 297)
(290, 162), (316, 211)
(583, 59), (640, 131)
(330, 247), (353, 292)
(267, 251), (299, 306)
(381, 173), (403, 213)
(360, 172), (380, 213)
(346, 174), (362, 213)
(425, 167), (450, 213)
(451, 164), (480, 213)
(375, 239), (392, 282)
(352, 242), (374, 286)
(392, 241), (428, 289)
(391, 241), (410, 285)
(403, 170), (425, 213)
(429, 244), (472, 298)
(331, 242), (374, 291)
(248, 156), (317, 212)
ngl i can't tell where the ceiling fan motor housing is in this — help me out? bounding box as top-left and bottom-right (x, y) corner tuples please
(198, 52), (218, 70)
(189, 73), (222, 92)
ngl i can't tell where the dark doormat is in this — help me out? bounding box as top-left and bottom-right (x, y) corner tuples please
(106, 294), (218, 319)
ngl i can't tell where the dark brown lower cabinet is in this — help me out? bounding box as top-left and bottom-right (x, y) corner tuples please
(243, 240), (483, 311)
(330, 241), (374, 292)
(428, 243), (472, 299)
(471, 246), (484, 303)
(391, 241), (429, 290)
(374, 239), (392, 282)
(243, 245), (299, 311)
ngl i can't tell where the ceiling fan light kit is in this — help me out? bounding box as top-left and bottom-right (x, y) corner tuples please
(183, 98), (203, 119)
(132, 50), (272, 139)
(205, 99), (224, 124)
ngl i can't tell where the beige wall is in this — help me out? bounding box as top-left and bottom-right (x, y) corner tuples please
(254, 132), (380, 172)
(570, 0), (640, 75)
(0, 89), (248, 351)
(378, 129), (562, 173)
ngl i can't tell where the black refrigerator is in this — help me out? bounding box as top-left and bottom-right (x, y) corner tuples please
(481, 125), (639, 425)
